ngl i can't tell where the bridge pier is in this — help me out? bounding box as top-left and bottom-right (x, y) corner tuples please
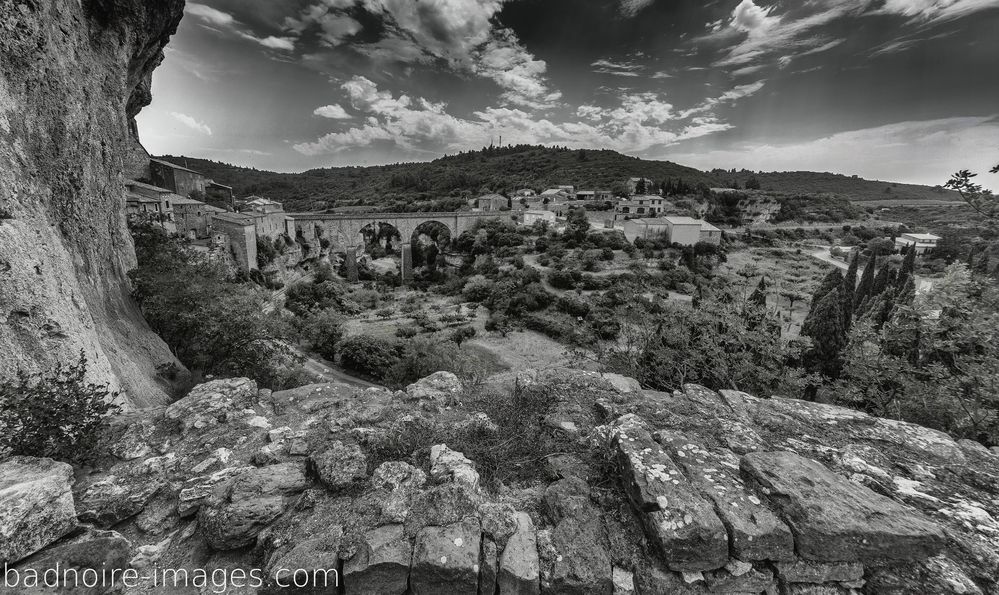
(344, 246), (359, 283)
(400, 243), (413, 285)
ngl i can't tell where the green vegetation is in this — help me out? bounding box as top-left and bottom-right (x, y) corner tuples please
(128, 222), (308, 390)
(0, 353), (120, 464)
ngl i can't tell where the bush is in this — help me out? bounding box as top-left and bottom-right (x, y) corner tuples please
(396, 326), (420, 338)
(0, 353), (120, 464)
(338, 336), (401, 380)
(298, 309), (345, 361)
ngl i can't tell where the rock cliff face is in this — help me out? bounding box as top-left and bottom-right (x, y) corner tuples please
(0, 0), (185, 406)
(3, 370), (996, 594)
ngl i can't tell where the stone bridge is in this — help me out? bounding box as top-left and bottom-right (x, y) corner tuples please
(287, 211), (508, 252)
(286, 210), (509, 282)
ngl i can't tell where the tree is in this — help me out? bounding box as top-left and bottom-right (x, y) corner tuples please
(744, 177), (761, 190)
(802, 287), (847, 379)
(945, 164), (999, 224)
(842, 253), (859, 328)
(803, 268), (843, 328)
(0, 352), (120, 465)
(853, 255), (876, 311)
(629, 297), (808, 396)
(749, 277), (768, 307)
(129, 222), (299, 387)
(837, 263), (999, 445)
(298, 309), (345, 361)
(338, 336), (401, 380)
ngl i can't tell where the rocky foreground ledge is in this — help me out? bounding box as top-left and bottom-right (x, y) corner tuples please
(2, 370), (997, 594)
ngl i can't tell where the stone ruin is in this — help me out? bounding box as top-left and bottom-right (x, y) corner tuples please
(1, 369), (997, 594)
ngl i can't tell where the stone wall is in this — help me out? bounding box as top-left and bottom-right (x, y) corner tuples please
(0, 0), (185, 407)
(3, 370), (995, 594)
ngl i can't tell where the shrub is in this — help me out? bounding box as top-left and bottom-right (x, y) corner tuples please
(0, 353), (120, 464)
(298, 309), (345, 361)
(450, 326), (477, 345)
(338, 336), (401, 380)
(396, 326), (420, 339)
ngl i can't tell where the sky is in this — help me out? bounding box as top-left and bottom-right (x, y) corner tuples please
(137, 0), (999, 190)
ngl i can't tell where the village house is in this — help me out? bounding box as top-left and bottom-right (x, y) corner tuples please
(171, 196), (225, 239)
(575, 189), (613, 202)
(514, 188), (536, 197)
(895, 232), (942, 255)
(523, 210), (557, 226)
(622, 216), (722, 246)
(474, 194), (508, 212)
(149, 158), (207, 198)
(210, 211), (258, 272)
(238, 197), (294, 240)
(615, 195), (666, 218)
(125, 180), (176, 232)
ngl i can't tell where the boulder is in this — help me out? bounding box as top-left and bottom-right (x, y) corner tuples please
(405, 483), (481, 536)
(8, 527), (131, 593)
(544, 477), (595, 524)
(108, 419), (154, 460)
(406, 372), (463, 406)
(612, 567), (636, 594)
(74, 474), (164, 527)
(741, 451), (946, 562)
(430, 444), (480, 490)
(542, 515), (613, 595)
(342, 524), (412, 595)
(657, 433), (793, 562)
(0, 457), (77, 564)
(702, 566), (775, 593)
(265, 531), (343, 595)
(611, 416), (728, 571)
(370, 461), (427, 524)
(310, 441), (368, 492)
(479, 502), (519, 550)
(498, 512), (541, 595)
(774, 560), (863, 584)
(164, 377), (257, 433)
(177, 466), (255, 517)
(198, 463), (310, 550)
(411, 517), (482, 595)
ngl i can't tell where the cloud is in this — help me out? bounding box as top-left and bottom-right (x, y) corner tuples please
(170, 112), (212, 136)
(876, 0), (999, 23)
(666, 116), (999, 191)
(620, 0), (655, 17)
(294, 76), (734, 158)
(185, 2), (295, 52)
(314, 104), (353, 119)
(184, 3), (236, 28)
(679, 81), (766, 118)
(592, 59), (643, 77)
(288, 0), (560, 108)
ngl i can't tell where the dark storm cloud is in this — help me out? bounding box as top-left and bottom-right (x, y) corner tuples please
(137, 0), (999, 188)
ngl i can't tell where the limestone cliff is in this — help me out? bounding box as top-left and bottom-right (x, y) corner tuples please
(0, 0), (186, 406)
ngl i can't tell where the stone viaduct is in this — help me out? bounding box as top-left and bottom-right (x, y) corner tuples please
(286, 211), (509, 282)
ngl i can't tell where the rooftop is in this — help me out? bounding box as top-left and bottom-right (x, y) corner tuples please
(125, 192), (160, 204)
(126, 179), (171, 194)
(149, 158), (203, 176)
(901, 233), (942, 241)
(212, 212), (255, 226)
(663, 216), (706, 225)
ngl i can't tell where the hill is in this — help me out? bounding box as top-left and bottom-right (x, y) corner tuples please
(712, 169), (959, 203)
(158, 145), (960, 212)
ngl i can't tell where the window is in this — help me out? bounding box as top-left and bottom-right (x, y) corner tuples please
(165, 201), (171, 209)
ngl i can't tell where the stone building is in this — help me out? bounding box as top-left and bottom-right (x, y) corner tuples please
(615, 195), (666, 218)
(171, 196), (225, 239)
(474, 194), (508, 212)
(125, 180), (176, 232)
(211, 212), (258, 272)
(149, 158), (207, 198)
(622, 216), (722, 246)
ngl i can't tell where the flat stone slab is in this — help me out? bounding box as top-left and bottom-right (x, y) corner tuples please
(611, 416), (728, 571)
(659, 433), (794, 562)
(741, 451), (946, 562)
(411, 517), (481, 595)
(343, 524), (412, 595)
(0, 457), (77, 564)
(499, 513), (540, 595)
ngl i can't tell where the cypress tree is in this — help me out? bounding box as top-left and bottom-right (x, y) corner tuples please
(842, 253), (859, 328)
(870, 260), (891, 298)
(854, 256), (876, 310)
(804, 268), (843, 330)
(896, 245), (916, 289)
(750, 277), (768, 307)
(802, 286), (847, 378)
